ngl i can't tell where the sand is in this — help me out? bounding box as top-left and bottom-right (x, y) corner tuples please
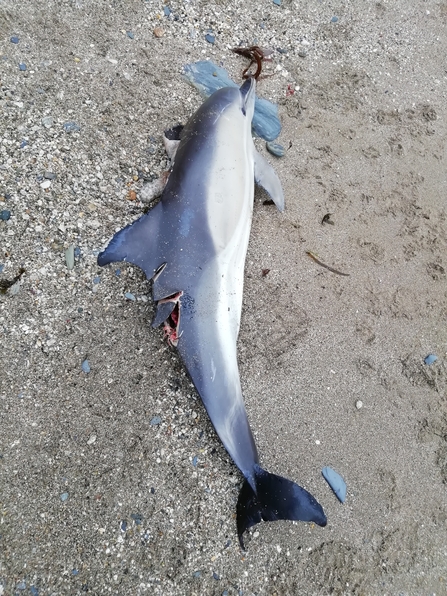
(1, 1), (446, 594)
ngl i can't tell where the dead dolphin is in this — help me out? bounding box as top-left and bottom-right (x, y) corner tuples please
(97, 77), (326, 547)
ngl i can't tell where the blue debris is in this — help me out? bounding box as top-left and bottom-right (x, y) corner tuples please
(213, 572), (221, 580)
(19, 63), (27, 71)
(322, 466), (347, 503)
(124, 292), (136, 301)
(163, 6), (171, 16)
(72, 569), (79, 576)
(273, 0), (281, 5)
(0, 210), (11, 221)
(120, 520), (127, 532)
(266, 141), (285, 157)
(424, 354), (438, 365)
(60, 492), (69, 502)
(150, 415), (161, 426)
(205, 33), (215, 44)
(331, 16), (339, 22)
(115, 268), (121, 276)
(126, 31), (134, 39)
(65, 245), (75, 270)
(93, 276), (101, 284)
(81, 359), (90, 373)
(20, 139), (28, 148)
(74, 247), (81, 258)
(192, 455), (198, 467)
(130, 512), (143, 525)
(0, 264), (4, 273)
(17, 581), (26, 590)
(193, 571), (201, 578)
(10, 35), (19, 44)
(63, 121), (80, 133)
(183, 61), (281, 141)
(30, 587), (39, 596)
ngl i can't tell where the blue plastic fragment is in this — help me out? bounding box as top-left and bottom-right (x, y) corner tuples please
(273, 0), (281, 5)
(120, 520), (127, 532)
(124, 292), (136, 301)
(17, 581), (26, 590)
(60, 492), (69, 502)
(192, 455), (198, 467)
(205, 33), (215, 44)
(183, 61), (281, 141)
(0, 210), (11, 221)
(72, 569), (79, 576)
(81, 359), (90, 373)
(150, 415), (161, 425)
(163, 6), (171, 16)
(63, 121), (80, 133)
(74, 247), (81, 258)
(115, 268), (121, 276)
(213, 572), (220, 580)
(130, 512), (143, 525)
(126, 31), (134, 39)
(193, 571), (201, 578)
(0, 264), (4, 273)
(20, 139), (28, 148)
(266, 141), (285, 157)
(19, 63), (27, 71)
(322, 466), (346, 503)
(424, 354), (438, 365)
(93, 276), (101, 284)
(10, 36), (19, 44)
(30, 587), (39, 596)
(331, 16), (339, 22)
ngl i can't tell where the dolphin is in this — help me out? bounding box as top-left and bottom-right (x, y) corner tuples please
(97, 77), (326, 547)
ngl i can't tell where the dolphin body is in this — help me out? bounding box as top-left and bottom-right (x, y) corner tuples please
(98, 77), (326, 547)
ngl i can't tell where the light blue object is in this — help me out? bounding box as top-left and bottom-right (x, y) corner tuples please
(124, 292), (136, 301)
(266, 141), (285, 157)
(183, 61), (281, 141)
(205, 33), (215, 44)
(81, 359), (90, 373)
(19, 62), (27, 71)
(322, 466), (347, 503)
(150, 415), (161, 425)
(424, 354), (438, 365)
(60, 492), (69, 502)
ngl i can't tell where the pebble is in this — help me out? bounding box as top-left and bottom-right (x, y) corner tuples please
(298, 49), (307, 58)
(121, 520), (127, 532)
(213, 572), (221, 580)
(192, 455), (198, 467)
(163, 6), (171, 16)
(63, 121), (80, 133)
(74, 247), (81, 258)
(72, 569), (79, 576)
(124, 292), (136, 301)
(266, 141), (285, 157)
(40, 180), (51, 190)
(0, 210), (11, 221)
(20, 139), (28, 148)
(17, 581), (26, 590)
(30, 587), (39, 596)
(205, 33), (215, 44)
(65, 244), (75, 270)
(356, 400), (363, 409)
(126, 31), (134, 39)
(93, 276), (101, 284)
(273, 0), (281, 5)
(60, 492), (69, 502)
(42, 116), (53, 128)
(0, 264), (4, 273)
(150, 416), (162, 425)
(193, 571), (201, 578)
(126, 189), (137, 201)
(331, 16), (339, 22)
(10, 36), (19, 44)
(153, 27), (164, 38)
(322, 466), (347, 503)
(115, 268), (121, 276)
(87, 435), (96, 445)
(81, 359), (90, 373)
(44, 171), (57, 180)
(130, 513), (143, 525)
(424, 354), (438, 365)
(19, 63), (27, 71)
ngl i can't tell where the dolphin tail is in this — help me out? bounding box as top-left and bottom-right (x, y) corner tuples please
(237, 464), (326, 549)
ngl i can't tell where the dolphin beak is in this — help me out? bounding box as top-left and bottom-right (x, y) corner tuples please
(239, 77), (256, 117)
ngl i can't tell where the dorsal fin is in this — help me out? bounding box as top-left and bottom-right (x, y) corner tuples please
(97, 202), (163, 279)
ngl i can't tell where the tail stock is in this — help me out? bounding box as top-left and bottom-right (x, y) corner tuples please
(237, 464), (326, 549)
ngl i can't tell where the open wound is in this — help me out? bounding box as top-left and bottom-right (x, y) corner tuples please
(159, 291), (183, 347)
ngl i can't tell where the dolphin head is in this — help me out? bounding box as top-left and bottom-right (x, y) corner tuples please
(238, 76), (256, 121)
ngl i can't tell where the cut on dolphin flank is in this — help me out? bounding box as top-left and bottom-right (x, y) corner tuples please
(98, 77), (326, 547)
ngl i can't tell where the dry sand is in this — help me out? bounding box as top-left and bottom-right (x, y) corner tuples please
(1, 1), (446, 594)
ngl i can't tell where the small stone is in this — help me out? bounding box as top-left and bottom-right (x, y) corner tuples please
(87, 435), (96, 445)
(40, 180), (51, 190)
(60, 492), (69, 502)
(81, 359), (90, 373)
(20, 139), (28, 148)
(30, 587), (39, 596)
(424, 354), (438, 365)
(17, 581), (26, 590)
(266, 141), (285, 157)
(121, 520), (128, 532)
(127, 190), (137, 201)
(298, 49), (307, 58)
(115, 268), (121, 276)
(273, 0), (281, 5)
(205, 33), (215, 44)
(150, 416), (162, 426)
(0, 264), (4, 273)
(72, 569), (79, 576)
(331, 16), (339, 22)
(192, 455), (198, 467)
(42, 115), (53, 128)
(356, 400), (363, 409)
(19, 63), (27, 71)
(193, 571), (201, 578)
(126, 31), (134, 39)
(93, 276), (101, 284)
(0, 210), (11, 221)
(74, 247), (81, 258)
(10, 36), (19, 44)
(213, 572), (220, 580)
(44, 171), (57, 180)
(163, 6), (171, 16)
(124, 292), (136, 301)
(130, 512), (143, 525)
(65, 245), (75, 270)
(153, 27), (164, 38)
(63, 121), (80, 133)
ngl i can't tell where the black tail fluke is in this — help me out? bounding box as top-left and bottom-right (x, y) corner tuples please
(236, 465), (326, 549)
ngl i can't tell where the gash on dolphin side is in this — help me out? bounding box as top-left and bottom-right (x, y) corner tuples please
(98, 77), (327, 547)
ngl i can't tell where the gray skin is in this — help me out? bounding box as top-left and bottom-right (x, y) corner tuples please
(98, 78), (326, 546)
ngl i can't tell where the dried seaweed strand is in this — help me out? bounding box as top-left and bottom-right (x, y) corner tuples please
(306, 251), (350, 277)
